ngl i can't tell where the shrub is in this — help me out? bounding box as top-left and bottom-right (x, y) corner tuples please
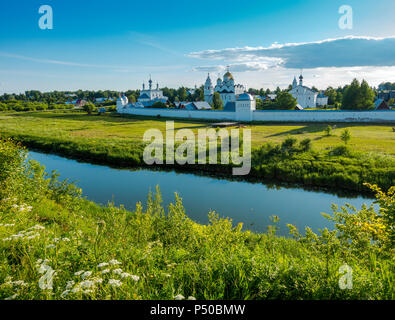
(324, 125), (333, 136)
(340, 129), (351, 145)
(83, 102), (96, 115)
(299, 138), (312, 152)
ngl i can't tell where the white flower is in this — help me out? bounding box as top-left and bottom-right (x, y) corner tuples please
(120, 272), (130, 278)
(188, 296), (196, 300)
(5, 294), (18, 300)
(71, 286), (82, 293)
(74, 270), (85, 276)
(83, 289), (93, 294)
(130, 275), (140, 282)
(174, 294), (185, 300)
(108, 279), (122, 287)
(62, 237), (70, 242)
(100, 269), (110, 274)
(66, 280), (75, 290)
(108, 259), (121, 266)
(61, 290), (70, 298)
(80, 280), (95, 289)
(92, 277), (103, 284)
(46, 244), (56, 249)
(13, 280), (27, 287)
(112, 268), (122, 275)
(97, 262), (109, 268)
(29, 225), (44, 230)
(81, 271), (92, 279)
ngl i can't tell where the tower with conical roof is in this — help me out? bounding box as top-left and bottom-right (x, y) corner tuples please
(204, 73), (214, 103)
(292, 76), (298, 89)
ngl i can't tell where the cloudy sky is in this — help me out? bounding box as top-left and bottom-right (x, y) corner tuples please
(1, 0), (395, 93)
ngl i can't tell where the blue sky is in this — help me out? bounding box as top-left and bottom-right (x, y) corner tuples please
(1, 0), (395, 93)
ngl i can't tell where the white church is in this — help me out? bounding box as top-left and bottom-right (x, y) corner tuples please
(204, 68), (246, 106)
(289, 75), (328, 109)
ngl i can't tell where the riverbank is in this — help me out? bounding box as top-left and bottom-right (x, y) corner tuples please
(0, 139), (393, 300)
(0, 111), (394, 193)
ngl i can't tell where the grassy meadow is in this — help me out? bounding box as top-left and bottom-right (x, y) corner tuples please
(0, 111), (394, 155)
(0, 139), (393, 300)
(0, 111), (394, 193)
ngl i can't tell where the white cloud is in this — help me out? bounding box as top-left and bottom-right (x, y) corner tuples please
(189, 36), (395, 69)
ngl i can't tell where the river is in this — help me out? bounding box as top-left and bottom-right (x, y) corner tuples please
(28, 151), (375, 236)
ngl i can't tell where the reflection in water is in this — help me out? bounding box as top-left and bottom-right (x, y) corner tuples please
(28, 151), (375, 236)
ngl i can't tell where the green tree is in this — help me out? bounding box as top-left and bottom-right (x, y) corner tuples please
(151, 101), (167, 108)
(256, 98), (264, 110)
(341, 79), (375, 110)
(273, 92), (297, 110)
(324, 125), (332, 136)
(83, 102), (96, 115)
(128, 95), (136, 103)
(212, 92), (223, 110)
(340, 129), (351, 145)
(177, 87), (187, 102)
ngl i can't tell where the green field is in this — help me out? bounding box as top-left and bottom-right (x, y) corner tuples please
(0, 111), (394, 155)
(0, 111), (394, 193)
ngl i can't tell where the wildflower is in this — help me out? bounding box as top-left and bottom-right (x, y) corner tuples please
(13, 280), (27, 287)
(174, 294), (185, 300)
(92, 277), (103, 284)
(80, 280), (95, 289)
(188, 296), (196, 300)
(97, 262), (109, 268)
(0, 223), (15, 227)
(112, 268), (123, 275)
(120, 272), (131, 278)
(66, 280), (75, 290)
(100, 269), (110, 274)
(130, 275), (140, 282)
(71, 286), (82, 293)
(108, 259), (122, 266)
(83, 289), (93, 294)
(81, 271), (92, 280)
(62, 237), (70, 242)
(46, 244), (56, 249)
(108, 279), (122, 287)
(29, 225), (45, 230)
(74, 270), (85, 276)
(5, 294), (18, 300)
(61, 290), (70, 298)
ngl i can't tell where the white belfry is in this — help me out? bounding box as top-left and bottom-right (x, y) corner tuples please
(289, 74), (318, 109)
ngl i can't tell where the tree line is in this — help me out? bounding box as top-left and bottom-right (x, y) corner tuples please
(0, 78), (381, 111)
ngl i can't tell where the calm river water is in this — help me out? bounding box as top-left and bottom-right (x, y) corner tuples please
(29, 151), (375, 236)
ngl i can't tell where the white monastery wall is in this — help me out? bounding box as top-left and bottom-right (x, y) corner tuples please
(118, 107), (395, 123)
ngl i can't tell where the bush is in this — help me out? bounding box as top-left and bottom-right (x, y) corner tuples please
(324, 125), (333, 136)
(340, 129), (351, 145)
(299, 138), (312, 152)
(83, 102), (96, 114)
